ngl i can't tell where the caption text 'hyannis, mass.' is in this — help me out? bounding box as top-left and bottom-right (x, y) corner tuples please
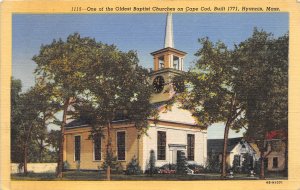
(71, 6), (281, 12)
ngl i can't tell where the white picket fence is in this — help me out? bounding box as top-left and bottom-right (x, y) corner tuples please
(11, 163), (57, 174)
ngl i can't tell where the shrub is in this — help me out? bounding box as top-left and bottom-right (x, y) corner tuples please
(231, 155), (241, 173)
(241, 153), (254, 173)
(157, 164), (176, 174)
(254, 160), (260, 174)
(115, 162), (124, 174)
(101, 152), (123, 174)
(254, 158), (268, 175)
(63, 161), (70, 171)
(206, 153), (221, 173)
(188, 164), (205, 174)
(145, 167), (160, 175)
(160, 163), (176, 170)
(126, 156), (142, 175)
(176, 151), (188, 175)
(148, 150), (156, 176)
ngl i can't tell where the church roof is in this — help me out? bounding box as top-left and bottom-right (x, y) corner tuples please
(207, 137), (244, 153)
(65, 100), (171, 129)
(65, 118), (130, 129)
(150, 47), (187, 56)
(66, 100), (199, 129)
(65, 119), (88, 128)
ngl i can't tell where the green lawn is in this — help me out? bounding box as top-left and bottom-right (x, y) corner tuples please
(11, 171), (287, 181)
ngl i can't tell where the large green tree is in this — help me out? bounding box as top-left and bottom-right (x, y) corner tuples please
(11, 78), (23, 163)
(73, 46), (155, 180)
(33, 33), (100, 177)
(178, 38), (245, 177)
(33, 33), (155, 179)
(233, 29), (288, 178)
(47, 129), (60, 154)
(11, 79), (57, 173)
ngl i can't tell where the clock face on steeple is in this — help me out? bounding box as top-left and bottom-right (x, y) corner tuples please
(153, 76), (165, 93)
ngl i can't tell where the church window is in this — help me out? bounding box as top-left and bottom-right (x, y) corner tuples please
(93, 134), (101, 161)
(157, 131), (166, 160)
(117, 131), (126, 161)
(272, 157), (278, 168)
(187, 134), (195, 161)
(74, 136), (81, 161)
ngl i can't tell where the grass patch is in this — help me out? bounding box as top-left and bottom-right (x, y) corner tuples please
(11, 171), (287, 181)
(12, 172), (56, 180)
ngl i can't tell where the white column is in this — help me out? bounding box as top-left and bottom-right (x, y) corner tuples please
(170, 54), (173, 68)
(181, 58), (184, 71)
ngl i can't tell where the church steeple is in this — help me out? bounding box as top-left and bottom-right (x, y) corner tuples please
(149, 13), (187, 102)
(164, 13), (174, 48)
(150, 13), (186, 72)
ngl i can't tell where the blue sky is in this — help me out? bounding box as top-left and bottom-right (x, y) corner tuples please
(12, 13), (288, 138)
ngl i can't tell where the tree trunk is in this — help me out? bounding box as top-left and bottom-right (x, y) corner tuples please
(106, 121), (112, 180)
(39, 140), (44, 162)
(221, 93), (236, 178)
(23, 144), (28, 175)
(284, 139), (288, 176)
(39, 116), (46, 162)
(221, 122), (230, 178)
(137, 134), (140, 161)
(56, 97), (70, 178)
(259, 150), (265, 179)
(23, 125), (33, 175)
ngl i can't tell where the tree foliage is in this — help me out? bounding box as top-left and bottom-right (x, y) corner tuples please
(32, 33), (155, 179)
(70, 40), (155, 180)
(11, 78), (59, 173)
(206, 153), (221, 173)
(33, 33), (105, 177)
(233, 29), (288, 178)
(178, 28), (288, 178)
(177, 37), (245, 177)
(11, 78), (23, 163)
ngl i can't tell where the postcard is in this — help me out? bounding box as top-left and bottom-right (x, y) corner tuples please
(1, 0), (300, 190)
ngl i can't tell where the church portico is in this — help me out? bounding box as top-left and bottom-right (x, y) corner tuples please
(168, 144), (187, 165)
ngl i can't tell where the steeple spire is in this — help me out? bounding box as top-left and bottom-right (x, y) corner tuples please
(164, 13), (174, 48)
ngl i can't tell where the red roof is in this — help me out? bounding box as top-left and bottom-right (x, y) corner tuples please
(266, 130), (287, 140)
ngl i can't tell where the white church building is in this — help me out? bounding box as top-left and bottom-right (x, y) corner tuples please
(64, 13), (207, 172)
